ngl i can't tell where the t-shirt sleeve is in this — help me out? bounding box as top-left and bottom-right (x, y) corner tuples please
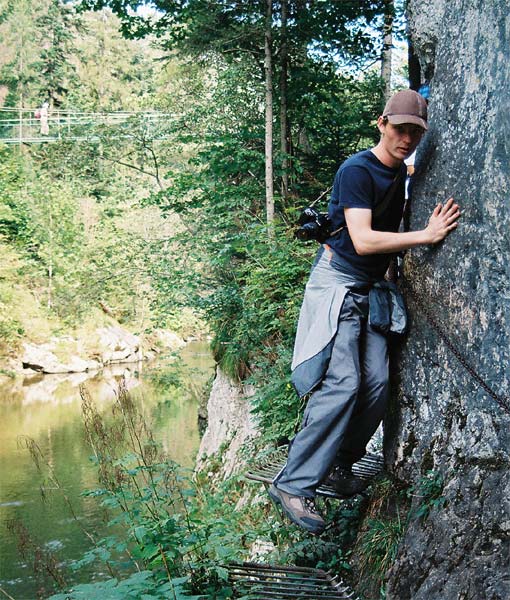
(331, 165), (374, 210)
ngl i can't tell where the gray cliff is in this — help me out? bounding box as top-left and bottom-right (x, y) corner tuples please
(385, 1), (510, 598)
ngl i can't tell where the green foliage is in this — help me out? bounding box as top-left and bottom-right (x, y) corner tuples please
(357, 514), (405, 590)
(277, 494), (366, 571)
(0, 0), (81, 108)
(0, 0), (40, 107)
(0, 367), (16, 378)
(135, 44), (383, 442)
(0, 127), (179, 331)
(0, 149), (93, 321)
(42, 382), (273, 599)
(0, 146), (25, 238)
(408, 470), (446, 520)
(288, 67), (383, 183)
(0, 239), (24, 346)
(35, 0), (81, 104)
(208, 226), (311, 378)
(0, 290), (25, 343)
(250, 345), (303, 443)
(79, 1), (388, 69)
(49, 571), (200, 600)
(67, 10), (159, 112)
(1, 5), (405, 596)
(349, 473), (448, 598)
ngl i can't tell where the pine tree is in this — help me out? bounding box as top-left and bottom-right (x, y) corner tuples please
(34, 0), (82, 107)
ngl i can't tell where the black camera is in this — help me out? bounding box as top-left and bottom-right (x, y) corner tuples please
(295, 207), (332, 242)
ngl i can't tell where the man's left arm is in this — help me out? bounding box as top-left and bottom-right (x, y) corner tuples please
(345, 197), (461, 255)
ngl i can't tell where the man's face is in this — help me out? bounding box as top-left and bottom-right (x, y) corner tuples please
(378, 118), (425, 162)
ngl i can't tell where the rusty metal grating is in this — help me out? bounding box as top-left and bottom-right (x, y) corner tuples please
(228, 562), (359, 599)
(245, 447), (384, 499)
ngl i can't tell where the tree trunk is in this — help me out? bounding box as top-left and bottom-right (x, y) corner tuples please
(279, 0), (289, 201)
(47, 200), (53, 310)
(385, 1), (510, 598)
(264, 0), (274, 230)
(380, 0), (393, 102)
(18, 31), (23, 149)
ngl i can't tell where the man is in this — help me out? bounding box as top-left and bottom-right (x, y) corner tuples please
(39, 101), (49, 136)
(268, 89), (460, 535)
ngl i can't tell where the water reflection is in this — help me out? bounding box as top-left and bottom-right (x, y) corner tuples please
(0, 341), (214, 600)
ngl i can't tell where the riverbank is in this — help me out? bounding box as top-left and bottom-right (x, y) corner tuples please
(0, 246), (205, 385)
(0, 318), (187, 384)
(0, 341), (215, 600)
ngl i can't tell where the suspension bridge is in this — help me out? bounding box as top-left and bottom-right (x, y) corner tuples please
(0, 107), (176, 144)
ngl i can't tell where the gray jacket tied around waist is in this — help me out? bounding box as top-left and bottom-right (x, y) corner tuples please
(291, 248), (407, 398)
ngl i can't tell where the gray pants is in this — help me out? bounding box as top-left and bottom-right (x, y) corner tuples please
(275, 291), (389, 497)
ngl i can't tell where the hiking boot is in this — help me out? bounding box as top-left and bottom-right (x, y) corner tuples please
(268, 484), (325, 535)
(325, 466), (370, 497)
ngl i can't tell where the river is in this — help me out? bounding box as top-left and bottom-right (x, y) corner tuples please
(0, 341), (214, 600)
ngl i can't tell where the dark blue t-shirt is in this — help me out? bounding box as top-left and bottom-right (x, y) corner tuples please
(325, 149), (406, 280)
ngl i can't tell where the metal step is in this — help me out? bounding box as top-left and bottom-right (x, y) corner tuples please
(246, 447), (384, 499)
(228, 562), (359, 599)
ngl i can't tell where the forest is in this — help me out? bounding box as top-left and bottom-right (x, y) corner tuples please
(0, 0), (398, 438)
(1, 1), (508, 599)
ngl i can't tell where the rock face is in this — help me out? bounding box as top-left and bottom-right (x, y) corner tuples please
(196, 367), (258, 479)
(22, 341), (100, 374)
(385, 2), (510, 599)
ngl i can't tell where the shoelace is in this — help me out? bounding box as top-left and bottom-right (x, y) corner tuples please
(303, 497), (321, 516)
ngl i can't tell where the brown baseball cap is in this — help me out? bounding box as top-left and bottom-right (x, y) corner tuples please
(383, 89), (428, 130)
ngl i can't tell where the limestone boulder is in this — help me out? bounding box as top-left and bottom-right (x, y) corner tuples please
(151, 328), (186, 352)
(22, 342), (100, 374)
(20, 325), (184, 374)
(94, 325), (141, 364)
(196, 367), (258, 479)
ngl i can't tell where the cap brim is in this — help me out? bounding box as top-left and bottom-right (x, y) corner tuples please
(387, 114), (428, 130)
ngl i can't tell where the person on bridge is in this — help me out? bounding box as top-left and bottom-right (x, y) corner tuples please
(268, 89), (461, 535)
(39, 102), (49, 136)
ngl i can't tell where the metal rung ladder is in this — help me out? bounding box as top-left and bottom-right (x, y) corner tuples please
(245, 447), (384, 499)
(228, 562), (360, 599)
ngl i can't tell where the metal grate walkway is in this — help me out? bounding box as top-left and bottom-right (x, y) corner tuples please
(228, 562), (359, 599)
(246, 447), (384, 499)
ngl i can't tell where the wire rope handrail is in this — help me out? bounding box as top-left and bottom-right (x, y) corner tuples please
(0, 106), (175, 116)
(0, 106), (178, 144)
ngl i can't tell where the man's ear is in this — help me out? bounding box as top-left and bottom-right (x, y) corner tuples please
(376, 116), (386, 135)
